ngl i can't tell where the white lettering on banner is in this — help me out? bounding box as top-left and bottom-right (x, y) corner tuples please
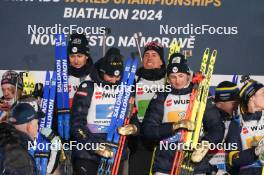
(63, 7), (162, 21)
(30, 34), (56, 45)
(64, 0), (222, 7)
(118, 36), (195, 48)
(130, 9), (162, 21)
(29, 34), (195, 49)
(64, 7), (129, 19)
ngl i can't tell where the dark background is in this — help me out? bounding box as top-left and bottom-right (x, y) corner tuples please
(0, 0), (263, 75)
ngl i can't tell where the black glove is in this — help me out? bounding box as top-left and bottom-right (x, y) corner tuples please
(33, 83), (44, 98)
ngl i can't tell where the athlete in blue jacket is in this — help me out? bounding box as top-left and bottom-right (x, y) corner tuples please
(70, 48), (138, 175)
(227, 79), (264, 175)
(194, 81), (240, 174)
(142, 53), (201, 174)
(129, 41), (167, 175)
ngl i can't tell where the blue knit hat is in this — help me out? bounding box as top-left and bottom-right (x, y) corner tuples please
(239, 80), (264, 106)
(215, 81), (240, 102)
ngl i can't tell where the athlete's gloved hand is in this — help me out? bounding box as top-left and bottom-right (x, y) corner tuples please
(40, 127), (63, 174)
(172, 119), (195, 132)
(191, 140), (210, 163)
(33, 83), (44, 99)
(254, 137), (264, 164)
(118, 124), (138, 136)
(95, 144), (114, 158)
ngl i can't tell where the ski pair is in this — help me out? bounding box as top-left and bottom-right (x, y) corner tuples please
(55, 34), (73, 175)
(97, 57), (138, 175)
(55, 34), (70, 141)
(170, 48), (209, 175)
(170, 48), (217, 175)
(35, 71), (57, 175)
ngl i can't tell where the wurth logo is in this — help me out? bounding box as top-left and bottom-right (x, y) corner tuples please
(242, 127), (248, 134)
(95, 92), (102, 99)
(250, 125), (264, 131)
(166, 99), (172, 107)
(95, 91), (117, 99)
(173, 99), (190, 105)
(137, 87), (144, 95)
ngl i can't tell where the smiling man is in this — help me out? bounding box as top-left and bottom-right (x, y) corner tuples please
(129, 41), (167, 175)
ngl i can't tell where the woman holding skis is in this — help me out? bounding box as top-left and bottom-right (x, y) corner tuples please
(227, 79), (264, 175)
(70, 47), (138, 175)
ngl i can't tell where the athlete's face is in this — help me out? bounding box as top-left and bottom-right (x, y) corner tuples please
(69, 53), (87, 69)
(221, 100), (239, 115)
(1, 84), (16, 100)
(168, 73), (190, 90)
(251, 87), (264, 109)
(103, 74), (121, 84)
(143, 50), (163, 69)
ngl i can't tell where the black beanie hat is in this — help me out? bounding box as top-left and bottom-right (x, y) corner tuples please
(1, 70), (23, 90)
(239, 80), (264, 106)
(67, 33), (90, 57)
(167, 53), (191, 75)
(99, 47), (123, 77)
(215, 81), (240, 102)
(143, 41), (165, 65)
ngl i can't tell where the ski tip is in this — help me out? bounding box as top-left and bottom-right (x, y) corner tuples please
(205, 48), (210, 54)
(51, 71), (57, 81)
(45, 71), (50, 77)
(125, 57), (132, 65)
(212, 50), (217, 56)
